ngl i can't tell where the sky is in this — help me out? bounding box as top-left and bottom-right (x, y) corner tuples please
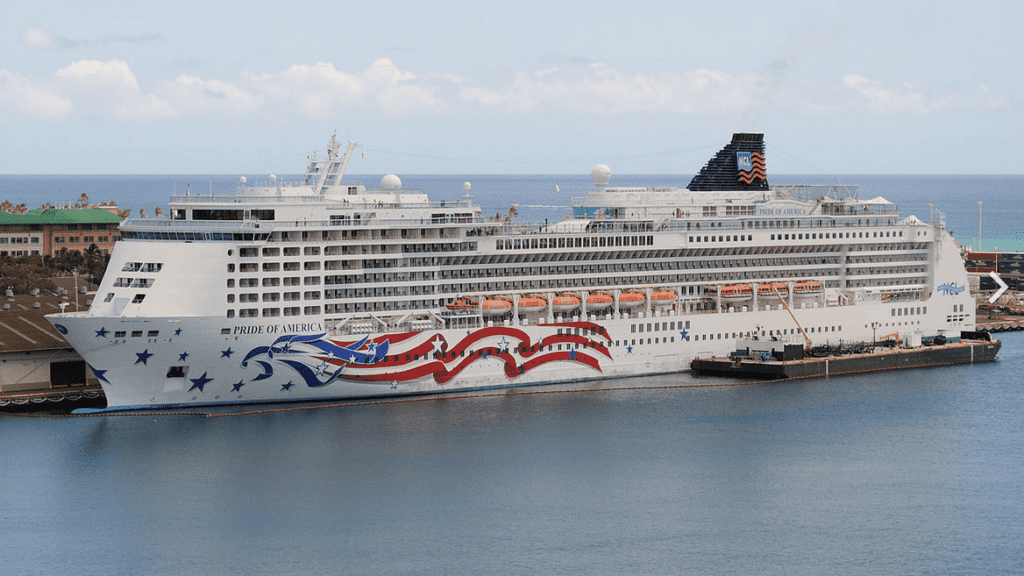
(1, 0), (1021, 175)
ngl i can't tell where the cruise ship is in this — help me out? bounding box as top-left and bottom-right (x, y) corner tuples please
(47, 133), (978, 410)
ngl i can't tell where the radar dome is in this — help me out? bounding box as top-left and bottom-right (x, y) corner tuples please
(268, 174), (277, 184)
(239, 176), (247, 184)
(381, 174), (402, 190)
(463, 182), (471, 192)
(591, 164), (611, 186)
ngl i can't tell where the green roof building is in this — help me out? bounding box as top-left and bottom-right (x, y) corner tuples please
(0, 207), (124, 257)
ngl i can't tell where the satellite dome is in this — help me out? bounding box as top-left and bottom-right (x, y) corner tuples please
(381, 174), (402, 190)
(463, 182), (471, 192)
(591, 164), (611, 186)
(268, 174), (277, 184)
(239, 176), (247, 184)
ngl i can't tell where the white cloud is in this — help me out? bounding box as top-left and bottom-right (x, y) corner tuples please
(18, 25), (63, 49)
(0, 59), (1013, 124)
(0, 70), (73, 121)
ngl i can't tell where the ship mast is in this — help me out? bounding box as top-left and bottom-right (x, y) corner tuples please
(303, 134), (359, 195)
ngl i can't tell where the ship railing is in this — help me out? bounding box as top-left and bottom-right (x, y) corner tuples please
(169, 193), (474, 211)
(772, 184), (859, 202)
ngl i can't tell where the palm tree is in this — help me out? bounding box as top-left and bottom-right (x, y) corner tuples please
(504, 204), (519, 222)
(154, 207), (164, 217)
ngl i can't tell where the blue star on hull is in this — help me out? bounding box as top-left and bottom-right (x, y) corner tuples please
(189, 372), (213, 392)
(231, 380), (246, 392)
(89, 364), (109, 384)
(179, 352), (189, 362)
(95, 327), (109, 338)
(135, 349), (153, 365)
(221, 347), (234, 358)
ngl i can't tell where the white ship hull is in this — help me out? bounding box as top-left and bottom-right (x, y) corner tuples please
(51, 286), (971, 410)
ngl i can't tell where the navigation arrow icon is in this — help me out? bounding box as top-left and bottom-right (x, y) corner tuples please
(988, 271), (1008, 304)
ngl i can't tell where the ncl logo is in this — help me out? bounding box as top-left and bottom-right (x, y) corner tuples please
(937, 282), (965, 296)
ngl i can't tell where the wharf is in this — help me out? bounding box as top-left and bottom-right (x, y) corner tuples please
(0, 384), (105, 412)
(691, 337), (1001, 380)
(976, 314), (1024, 333)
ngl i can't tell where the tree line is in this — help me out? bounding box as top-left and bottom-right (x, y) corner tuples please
(0, 245), (110, 295)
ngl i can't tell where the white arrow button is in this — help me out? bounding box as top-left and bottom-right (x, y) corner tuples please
(988, 271), (1008, 304)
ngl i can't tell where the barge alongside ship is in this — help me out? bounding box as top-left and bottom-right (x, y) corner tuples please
(46, 133), (985, 410)
(691, 332), (1001, 380)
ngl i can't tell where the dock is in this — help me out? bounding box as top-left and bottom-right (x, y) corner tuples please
(0, 384), (105, 411)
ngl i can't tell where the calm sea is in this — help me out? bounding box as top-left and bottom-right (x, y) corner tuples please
(1, 174), (1023, 575)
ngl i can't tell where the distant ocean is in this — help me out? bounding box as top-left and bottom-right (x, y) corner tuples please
(1, 173), (1023, 575)
(1, 173), (1022, 251)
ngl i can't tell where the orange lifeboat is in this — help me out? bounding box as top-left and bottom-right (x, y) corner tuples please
(793, 280), (823, 299)
(516, 296), (547, 313)
(617, 291), (645, 308)
(552, 294), (581, 313)
(719, 284), (753, 302)
(481, 298), (512, 316)
(757, 283), (789, 300)
(445, 297), (478, 311)
(650, 289), (676, 307)
(585, 292), (614, 311)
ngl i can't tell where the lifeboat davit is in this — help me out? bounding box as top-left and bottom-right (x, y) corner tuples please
(719, 284), (753, 302)
(552, 294), (581, 313)
(481, 298), (512, 316)
(585, 292), (614, 311)
(516, 296), (547, 313)
(650, 289), (676, 307)
(617, 291), (645, 308)
(793, 280), (823, 299)
(757, 283), (789, 300)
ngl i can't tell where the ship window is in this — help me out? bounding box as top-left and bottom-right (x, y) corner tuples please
(284, 262), (300, 271)
(303, 306), (321, 315)
(130, 330), (143, 337)
(226, 310), (235, 318)
(304, 247), (320, 256)
(227, 264), (235, 273)
(262, 247), (280, 257)
(263, 278), (280, 287)
(104, 293), (114, 302)
(147, 330), (159, 337)
(131, 294), (145, 304)
(239, 247), (258, 257)
(284, 307), (300, 316)
(167, 366), (186, 378)
(263, 262), (280, 272)
(262, 308), (280, 317)
(284, 247), (300, 256)
(227, 279), (235, 288)
(239, 309), (258, 318)
(227, 295), (235, 303)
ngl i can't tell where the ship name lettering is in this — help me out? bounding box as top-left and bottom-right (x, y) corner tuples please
(280, 322), (323, 333)
(757, 208), (805, 216)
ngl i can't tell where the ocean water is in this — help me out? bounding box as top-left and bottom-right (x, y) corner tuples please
(0, 173), (1022, 574)
(2, 333), (1022, 575)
